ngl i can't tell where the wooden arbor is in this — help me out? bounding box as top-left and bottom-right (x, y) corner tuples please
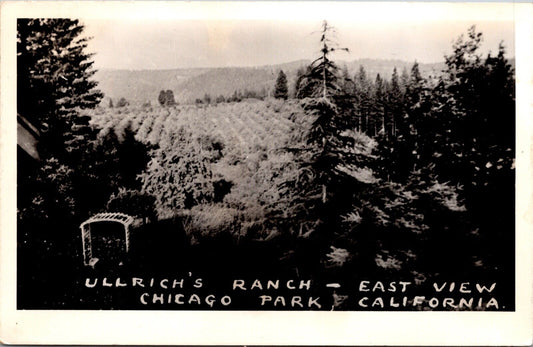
(80, 212), (135, 266)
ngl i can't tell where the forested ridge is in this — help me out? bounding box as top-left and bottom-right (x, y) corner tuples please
(17, 19), (514, 310)
(94, 59), (450, 104)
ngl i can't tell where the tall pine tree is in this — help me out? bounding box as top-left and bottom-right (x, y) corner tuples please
(274, 70), (289, 99)
(296, 20), (349, 204)
(354, 66), (371, 133)
(17, 19), (103, 158)
(18, 19), (106, 223)
(387, 67), (403, 138)
(439, 27), (515, 257)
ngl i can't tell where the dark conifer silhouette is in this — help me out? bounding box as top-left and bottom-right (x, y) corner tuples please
(17, 19), (103, 157)
(274, 70), (289, 99)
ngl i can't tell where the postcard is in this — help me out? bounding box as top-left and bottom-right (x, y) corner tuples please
(1, 1), (531, 345)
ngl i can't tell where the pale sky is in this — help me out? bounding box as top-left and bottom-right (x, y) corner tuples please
(82, 4), (515, 70)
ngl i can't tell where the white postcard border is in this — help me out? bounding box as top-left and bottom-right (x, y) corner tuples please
(1, 2), (531, 345)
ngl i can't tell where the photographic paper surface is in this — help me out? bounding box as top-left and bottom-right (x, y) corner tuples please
(1, 1), (532, 345)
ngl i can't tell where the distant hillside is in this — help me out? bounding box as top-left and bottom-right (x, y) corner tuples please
(173, 67), (275, 102)
(93, 59), (447, 105)
(174, 60), (314, 103)
(93, 68), (208, 104)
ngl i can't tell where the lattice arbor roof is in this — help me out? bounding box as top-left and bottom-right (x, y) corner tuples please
(80, 212), (135, 267)
(80, 212), (134, 229)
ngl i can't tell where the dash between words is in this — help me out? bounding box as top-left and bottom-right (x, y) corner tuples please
(84, 277), (499, 309)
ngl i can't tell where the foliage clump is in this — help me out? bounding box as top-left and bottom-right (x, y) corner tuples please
(158, 90), (176, 106)
(274, 70), (289, 100)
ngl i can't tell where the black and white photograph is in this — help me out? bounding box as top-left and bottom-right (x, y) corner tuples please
(1, 1), (532, 345)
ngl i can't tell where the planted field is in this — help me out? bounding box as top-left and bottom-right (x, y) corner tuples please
(91, 99), (306, 152)
(88, 99), (311, 242)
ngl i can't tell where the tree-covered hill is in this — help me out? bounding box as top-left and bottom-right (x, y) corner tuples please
(93, 59), (449, 105)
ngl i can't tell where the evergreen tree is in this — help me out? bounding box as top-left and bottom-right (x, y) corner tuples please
(17, 19), (108, 267)
(17, 19), (103, 157)
(375, 67), (405, 181)
(336, 66), (357, 131)
(406, 62), (423, 106)
(340, 66), (355, 95)
(404, 61), (429, 173)
(18, 19), (151, 237)
(439, 27), (515, 228)
(294, 67), (305, 98)
(18, 19), (104, 219)
(354, 66), (371, 133)
(279, 20), (366, 260)
(371, 73), (385, 137)
(295, 66), (313, 99)
(274, 70), (289, 100)
(388, 67), (403, 138)
(295, 21), (351, 203)
(298, 21), (349, 101)
(402, 26), (516, 280)
(379, 61), (431, 183)
(400, 66), (410, 94)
